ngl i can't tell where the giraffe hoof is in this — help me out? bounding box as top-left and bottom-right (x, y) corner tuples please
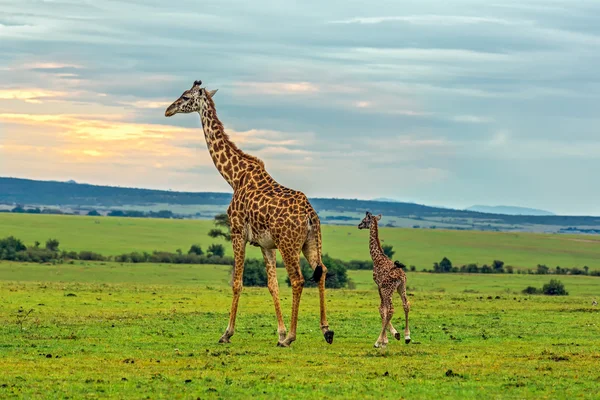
(218, 336), (231, 344)
(324, 330), (334, 344)
(394, 332), (401, 341)
(405, 336), (411, 344)
(276, 341), (290, 348)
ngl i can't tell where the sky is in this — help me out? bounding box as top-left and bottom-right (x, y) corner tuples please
(1, 0), (599, 215)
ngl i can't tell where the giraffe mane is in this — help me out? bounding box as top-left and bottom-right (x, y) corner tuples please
(205, 94), (265, 169)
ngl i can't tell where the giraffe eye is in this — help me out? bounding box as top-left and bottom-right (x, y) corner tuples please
(182, 96), (190, 101)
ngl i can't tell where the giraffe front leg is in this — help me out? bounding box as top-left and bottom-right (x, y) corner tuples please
(262, 248), (287, 345)
(279, 252), (303, 347)
(219, 234), (246, 344)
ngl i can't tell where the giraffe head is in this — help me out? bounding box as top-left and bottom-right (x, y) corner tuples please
(358, 211), (382, 230)
(165, 80), (218, 117)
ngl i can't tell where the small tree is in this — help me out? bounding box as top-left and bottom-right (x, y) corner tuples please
(382, 244), (395, 259)
(542, 279), (568, 296)
(492, 260), (505, 273)
(440, 257), (453, 273)
(87, 210), (101, 216)
(188, 244), (204, 256)
(208, 213), (232, 242)
(45, 238), (60, 251)
(537, 264), (549, 275)
(207, 244), (225, 257)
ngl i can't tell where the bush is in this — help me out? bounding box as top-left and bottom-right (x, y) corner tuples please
(542, 279), (568, 296)
(15, 248), (57, 263)
(346, 260), (373, 270)
(0, 236), (27, 260)
(45, 239), (60, 251)
(522, 286), (539, 295)
(382, 244), (395, 258)
(78, 251), (106, 261)
(241, 259), (268, 287)
(285, 254), (349, 289)
(188, 244), (204, 256)
(207, 244), (225, 257)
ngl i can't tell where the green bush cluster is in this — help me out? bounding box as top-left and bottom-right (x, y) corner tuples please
(522, 279), (569, 296)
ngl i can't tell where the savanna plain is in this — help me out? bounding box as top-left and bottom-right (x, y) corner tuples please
(1, 214), (600, 399)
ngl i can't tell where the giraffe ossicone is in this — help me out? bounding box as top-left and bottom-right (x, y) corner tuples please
(164, 80), (334, 347)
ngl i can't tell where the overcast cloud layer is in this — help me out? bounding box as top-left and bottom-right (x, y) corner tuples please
(1, 0), (599, 215)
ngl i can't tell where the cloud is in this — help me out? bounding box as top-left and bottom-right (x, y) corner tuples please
(1, 0), (600, 213)
(0, 89), (68, 103)
(329, 15), (526, 26)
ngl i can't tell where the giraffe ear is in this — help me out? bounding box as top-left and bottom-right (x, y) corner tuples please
(366, 211), (372, 216)
(207, 89), (218, 98)
(376, 214), (382, 221)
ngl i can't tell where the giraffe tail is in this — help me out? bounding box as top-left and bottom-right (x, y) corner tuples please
(307, 208), (326, 282)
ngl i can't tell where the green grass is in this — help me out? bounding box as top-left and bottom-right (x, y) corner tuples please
(1, 261), (600, 399)
(1, 213), (600, 270)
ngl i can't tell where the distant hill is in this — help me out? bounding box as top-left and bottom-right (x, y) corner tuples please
(466, 205), (555, 216)
(1, 177), (599, 232)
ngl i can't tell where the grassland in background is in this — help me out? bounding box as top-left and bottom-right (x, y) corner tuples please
(1, 261), (600, 399)
(1, 213), (600, 270)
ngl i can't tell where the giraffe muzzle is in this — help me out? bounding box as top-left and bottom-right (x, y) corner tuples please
(165, 105), (177, 117)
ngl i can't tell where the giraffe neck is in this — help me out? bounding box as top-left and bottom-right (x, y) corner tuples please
(369, 220), (385, 262)
(198, 96), (264, 190)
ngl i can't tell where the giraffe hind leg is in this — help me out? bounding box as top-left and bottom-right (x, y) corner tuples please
(302, 240), (334, 344)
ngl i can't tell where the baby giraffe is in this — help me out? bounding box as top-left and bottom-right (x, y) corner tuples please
(358, 211), (411, 348)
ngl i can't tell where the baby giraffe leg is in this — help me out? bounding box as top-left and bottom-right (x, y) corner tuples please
(398, 280), (411, 344)
(387, 320), (401, 341)
(375, 287), (394, 348)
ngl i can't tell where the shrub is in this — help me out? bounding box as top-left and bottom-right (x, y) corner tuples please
(0, 236), (27, 260)
(542, 279), (568, 296)
(382, 244), (395, 258)
(492, 260), (505, 273)
(45, 239), (60, 251)
(536, 264), (549, 275)
(347, 260), (373, 270)
(522, 286), (539, 295)
(207, 244), (225, 257)
(78, 251), (106, 261)
(241, 259), (268, 287)
(285, 254), (349, 289)
(15, 248), (56, 263)
(188, 244), (204, 256)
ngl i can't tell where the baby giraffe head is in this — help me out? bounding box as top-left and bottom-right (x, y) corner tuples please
(358, 211), (382, 230)
(165, 80), (218, 117)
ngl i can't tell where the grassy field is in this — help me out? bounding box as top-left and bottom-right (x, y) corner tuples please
(1, 260), (600, 399)
(1, 213), (600, 270)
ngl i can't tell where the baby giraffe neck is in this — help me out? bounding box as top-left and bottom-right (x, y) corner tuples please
(369, 221), (385, 261)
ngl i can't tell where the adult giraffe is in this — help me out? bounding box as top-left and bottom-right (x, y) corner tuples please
(165, 80), (334, 347)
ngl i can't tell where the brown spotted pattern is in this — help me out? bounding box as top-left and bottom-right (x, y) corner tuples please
(165, 80), (333, 347)
(358, 211), (411, 348)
